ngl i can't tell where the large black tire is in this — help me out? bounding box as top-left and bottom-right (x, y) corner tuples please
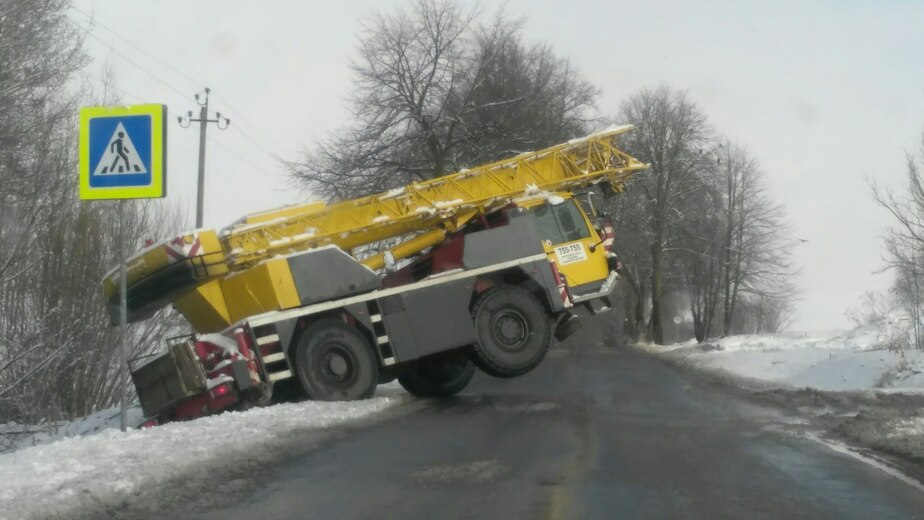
(397, 349), (476, 397)
(293, 319), (379, 401)
(378, 369), (398, 385)
(471, 285), (551, 378)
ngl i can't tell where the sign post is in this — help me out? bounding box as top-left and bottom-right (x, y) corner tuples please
(79, 104), (167, 432)
(118, 200), (128, 432)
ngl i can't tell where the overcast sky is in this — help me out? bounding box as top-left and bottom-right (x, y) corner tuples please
(70, 0), (924, 332)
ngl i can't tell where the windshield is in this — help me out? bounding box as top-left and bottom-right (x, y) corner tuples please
(529, 200), (591, 245)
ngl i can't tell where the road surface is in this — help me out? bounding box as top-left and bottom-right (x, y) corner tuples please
(179, 345), (924, 519)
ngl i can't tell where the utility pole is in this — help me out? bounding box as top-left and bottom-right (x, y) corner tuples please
(178, 88), (230, 227)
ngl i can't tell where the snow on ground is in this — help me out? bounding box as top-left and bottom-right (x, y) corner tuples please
(640, 312), (924, 465)
(836, 412), (924, 466)
(0, 405), (146, 453)
(674, 341), (924, 392)
(889, 417), (924, 439)
(0, 385), (407, 520)
(643, 311), (924, 392)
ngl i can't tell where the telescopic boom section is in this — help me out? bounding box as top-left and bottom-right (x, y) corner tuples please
(223, 125), (645, 269)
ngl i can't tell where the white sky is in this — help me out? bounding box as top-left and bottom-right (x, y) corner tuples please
(69, 0), (924, 332)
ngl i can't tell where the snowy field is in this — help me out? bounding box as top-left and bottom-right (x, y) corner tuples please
(0, 385), (408, 520)
(641, 314), (924, 392)
(639, 312), (924, 465)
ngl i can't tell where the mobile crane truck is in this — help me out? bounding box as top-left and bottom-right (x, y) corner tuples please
(102, 126), (646, 425)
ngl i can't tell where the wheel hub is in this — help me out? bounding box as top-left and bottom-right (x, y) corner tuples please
(491, 310), (529, 352)
(328, 354), (348, 377)
(320, 346), (354, 384)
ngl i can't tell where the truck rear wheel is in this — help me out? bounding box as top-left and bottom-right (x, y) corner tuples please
(397, 350), (475, 397)
(471, 285), (551, 378)
(294, 319), (379, 401)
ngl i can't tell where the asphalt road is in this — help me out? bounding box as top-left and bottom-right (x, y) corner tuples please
(186, 345), (924, 520)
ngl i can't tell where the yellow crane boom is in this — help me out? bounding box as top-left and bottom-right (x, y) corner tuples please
(225, 125), (644, 267)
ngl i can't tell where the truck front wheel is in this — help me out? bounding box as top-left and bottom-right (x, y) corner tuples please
(294, 319), (379, 401)
(471, 285), (551, 378)
(397, 350), (475, 397)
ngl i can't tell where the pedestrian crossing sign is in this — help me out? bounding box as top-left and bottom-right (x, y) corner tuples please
(79, 104), (167, 200)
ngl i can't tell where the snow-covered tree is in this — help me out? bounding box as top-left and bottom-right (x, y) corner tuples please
(0, 1), (179, 427)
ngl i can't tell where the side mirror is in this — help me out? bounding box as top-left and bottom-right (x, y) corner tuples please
(575, 191), (599, 219)
(589, 217), (615, 253)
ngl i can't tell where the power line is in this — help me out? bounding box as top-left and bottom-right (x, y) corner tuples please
(76, 69), (150, 104)
(163, 104), (279, 180)
(230, 121), (280, 160)
(206, 130), (282, 179)
(211, 92), (278, 153)
(169, 109), (280, 181)
(65, 11), (286, 185)
(0, 0), (32, 19)
(164, 107), (278, 179)
(76, 71), (281, 184)
(66, 14), (198, 105)
(68, 4), (203, 90)
(206, 132), (284, 176)
(68, 5), (282, 161)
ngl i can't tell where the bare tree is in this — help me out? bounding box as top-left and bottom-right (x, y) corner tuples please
(891, 265), (923, 349)
(0, 0), (87, 286)
(608, 187), (651, 343)
(716, 141), (797, 336)
(0, 2), (184, 427)
(845, 291), (893, 327)
(618, 87), (712, 344)
(728, 294), (795, 334)
(288, 0), (598, 199)
(0, 100), (182, 424)
(673, 155), (723, 342)
(609, 106), (796, 343)
(873, 133), (924, 349)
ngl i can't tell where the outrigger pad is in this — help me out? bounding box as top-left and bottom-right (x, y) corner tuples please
(132, 340), (207, 417)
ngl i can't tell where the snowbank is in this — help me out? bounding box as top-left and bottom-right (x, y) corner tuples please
(639, 315), (924, 465)
(836, 412), (924, 466)
(641, 311), (924, 392)
(0, 405), (146, 453)
(0, 390), (406, 519)
(673, 339), (924, 392)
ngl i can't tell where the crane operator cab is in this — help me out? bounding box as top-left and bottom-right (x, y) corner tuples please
(517, 192), (618, 310)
